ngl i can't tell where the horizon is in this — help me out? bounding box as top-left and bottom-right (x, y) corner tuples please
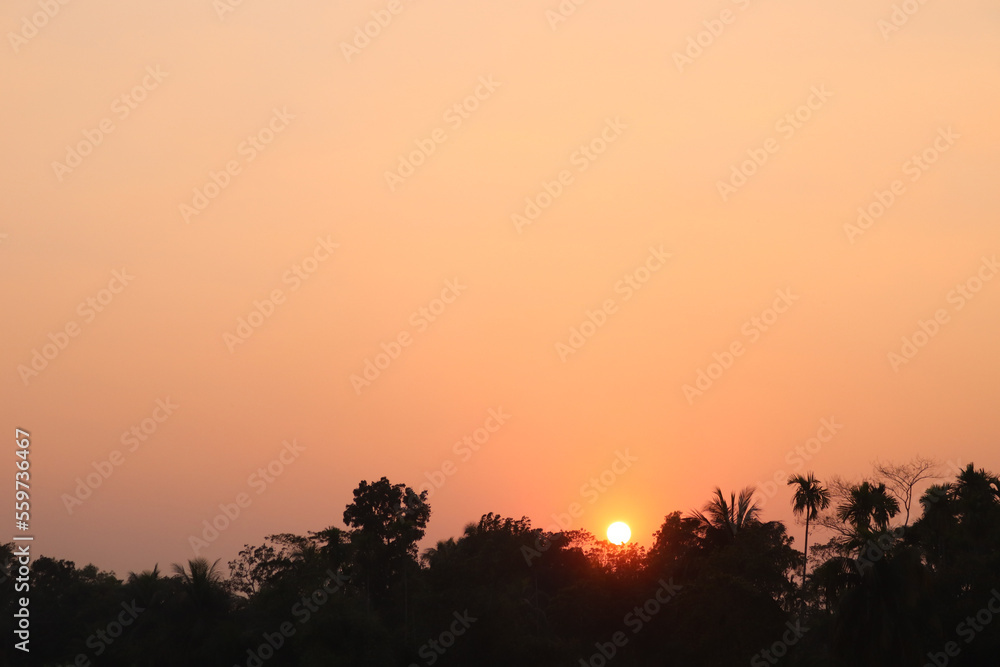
(4, 0), (1000, 588)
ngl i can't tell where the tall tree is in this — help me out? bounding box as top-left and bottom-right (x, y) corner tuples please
(343, 477), (430, 619)
(837, 482), (900, 552)
(811, 474), (866, 554)
(872, 456), (938, 525)
(910, 464), (1000, 612)
(951, 463), (1000, 518)
(343, 478), (430, 563)
(691, 486), (761, 544)
(787, 472), (831, 590)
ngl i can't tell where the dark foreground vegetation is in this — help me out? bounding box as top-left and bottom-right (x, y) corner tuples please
(7, 460), (1000, 666)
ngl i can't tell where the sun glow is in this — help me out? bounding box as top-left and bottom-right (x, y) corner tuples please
(607, 522), (631, 545)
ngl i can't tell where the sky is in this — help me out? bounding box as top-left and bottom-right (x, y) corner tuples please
(3, 0), (999, 578)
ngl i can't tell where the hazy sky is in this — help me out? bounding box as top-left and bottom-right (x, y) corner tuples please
(3, 0), (999, 578)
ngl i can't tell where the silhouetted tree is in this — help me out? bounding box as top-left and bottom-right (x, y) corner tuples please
(873, 456), (939, 526)
(788, 472), (831, 591)
(343, 476), (430, 647)
(24, 467), (1000, 666)
(837, 481), (900, 552)
(832, 546), (934, 666)
(691, 485), (761, 544)
(228, 533), (313, 597)
(648, 511), (702, 582)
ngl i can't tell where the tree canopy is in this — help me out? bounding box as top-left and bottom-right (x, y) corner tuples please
(8, 463), (1000, 665)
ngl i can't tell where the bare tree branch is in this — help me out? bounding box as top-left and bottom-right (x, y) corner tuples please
(872, 456), (940, 526)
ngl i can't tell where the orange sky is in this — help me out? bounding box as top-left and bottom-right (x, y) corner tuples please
(3, 0), (999, 578)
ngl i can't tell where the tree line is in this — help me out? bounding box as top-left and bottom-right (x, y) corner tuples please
(5, 458), (999, 666)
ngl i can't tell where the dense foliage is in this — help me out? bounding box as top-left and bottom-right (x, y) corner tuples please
(6, 464), (1000, 666)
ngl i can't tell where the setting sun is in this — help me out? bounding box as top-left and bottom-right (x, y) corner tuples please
(607, 522), (631, 545)
(7, 0), (1000, 663)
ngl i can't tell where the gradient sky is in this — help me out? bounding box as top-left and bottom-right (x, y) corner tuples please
(3, 0), (999, 578)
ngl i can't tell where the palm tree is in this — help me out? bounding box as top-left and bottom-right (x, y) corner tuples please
(168, 558), (237, 662)
(126, 563), (168, 607)
(867, 483), (900, 533)
(691, 486), (761, 543)
(170, 557), (227, 610)
(952, 463), (1000, 516)
(123, 565), (176, 666)
(837, 482), (900, 552)
(171, 556), (223, 584)
(787, 472), (831, 590)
